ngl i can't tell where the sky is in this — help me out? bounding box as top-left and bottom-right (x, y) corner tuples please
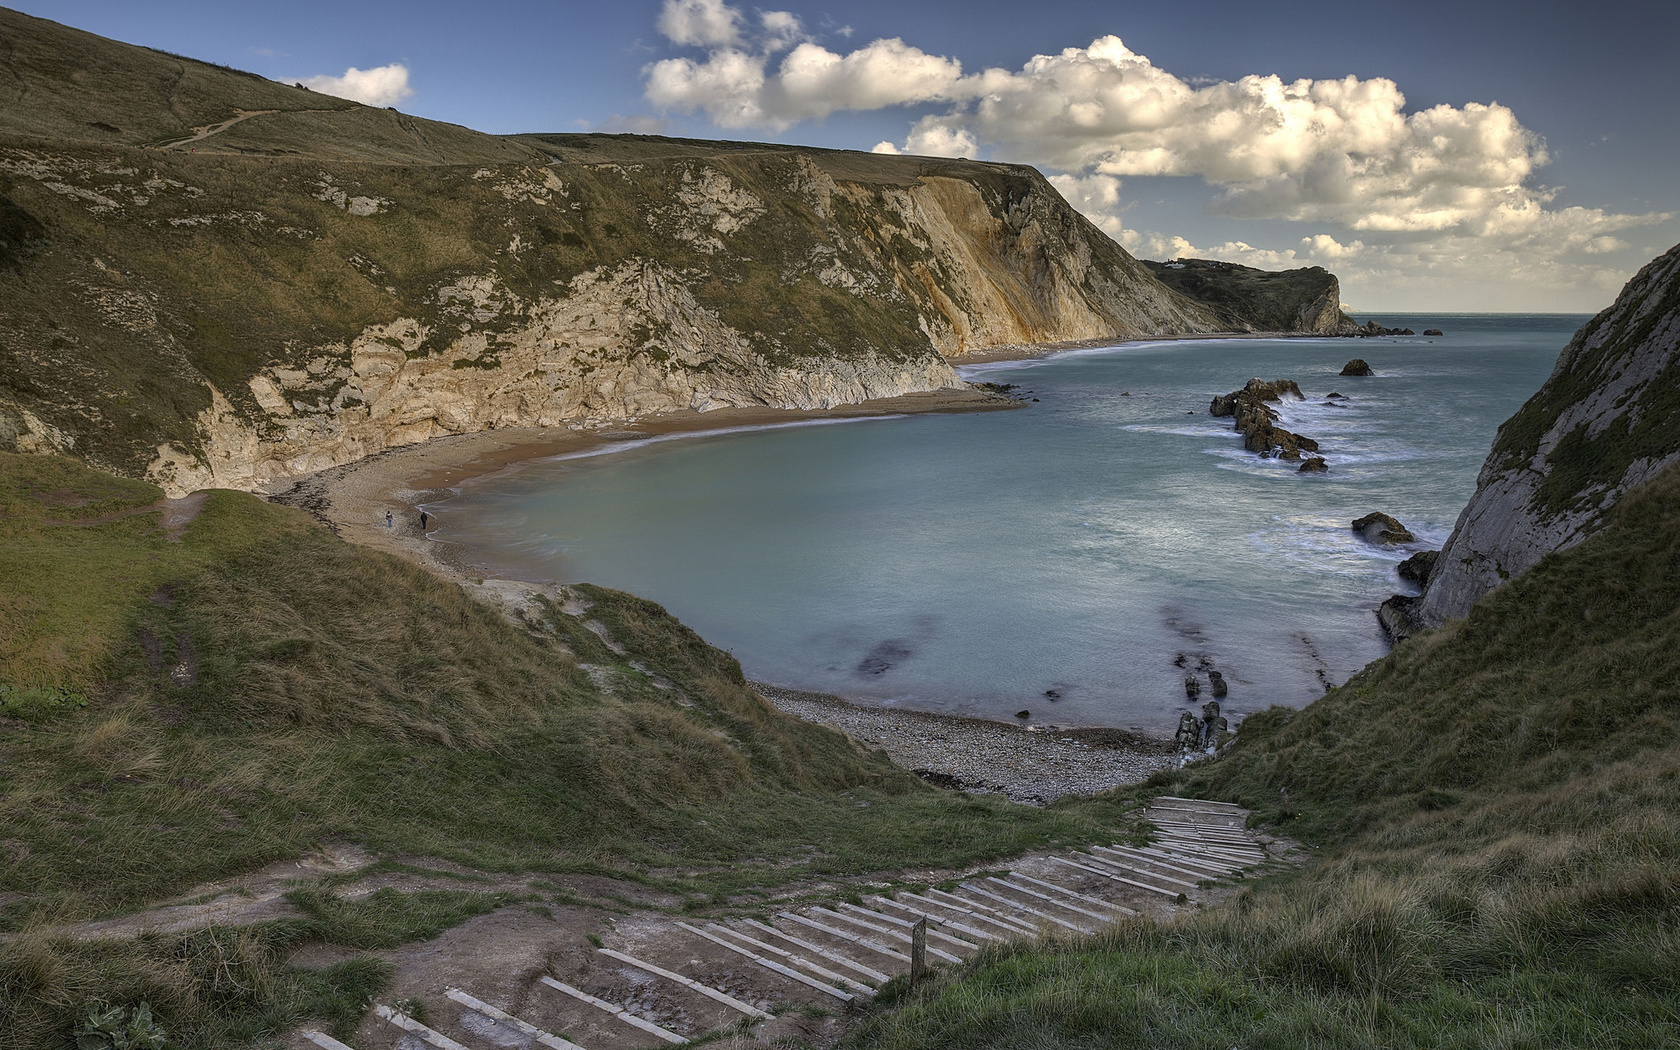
(12, 0), (1678, 312)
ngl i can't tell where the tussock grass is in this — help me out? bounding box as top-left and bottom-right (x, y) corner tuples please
(0, 453), (1134, 1046)
(847, 465), (1680, 1048)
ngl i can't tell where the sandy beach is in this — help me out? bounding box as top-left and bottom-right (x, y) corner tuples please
(263, 361), (1192, 799)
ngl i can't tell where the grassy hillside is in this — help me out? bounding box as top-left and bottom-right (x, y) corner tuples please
(0, 452), (1137, 1047)
(847, 463), (1680, 1048)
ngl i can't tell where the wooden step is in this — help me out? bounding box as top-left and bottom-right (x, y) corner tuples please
(539, 976), (689, 1044)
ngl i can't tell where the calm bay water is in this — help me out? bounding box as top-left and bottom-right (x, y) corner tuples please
(431, 315), (1584, 734)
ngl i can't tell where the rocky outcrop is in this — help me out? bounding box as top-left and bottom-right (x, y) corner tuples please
(1141, 258), (1353, 334)
(1395, 549), (1437, 586)
(1210, 378), (1321, 461)
(1340, 359), (1374, 376)
(1352, 513), (1415, 546)
(1384, 240), (1680, 636)
(1345, 321), (1417, 337)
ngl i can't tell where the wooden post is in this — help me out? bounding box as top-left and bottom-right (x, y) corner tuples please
(910, 917), (927, 986)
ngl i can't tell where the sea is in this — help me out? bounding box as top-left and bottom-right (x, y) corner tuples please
(427, 314), (1586, 736)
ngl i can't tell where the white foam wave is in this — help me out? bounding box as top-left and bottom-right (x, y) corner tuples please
(543, 414), (904, 463)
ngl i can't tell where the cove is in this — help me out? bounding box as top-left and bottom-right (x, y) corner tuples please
(430, 315), (1582, 734)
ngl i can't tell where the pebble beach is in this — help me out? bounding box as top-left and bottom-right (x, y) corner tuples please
(754, 683), (1177, 805)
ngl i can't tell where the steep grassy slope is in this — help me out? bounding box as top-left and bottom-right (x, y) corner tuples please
(0, 451), (1138, 1046)
(0, 7), (532, 164)
(847, 463), (1680, 1048)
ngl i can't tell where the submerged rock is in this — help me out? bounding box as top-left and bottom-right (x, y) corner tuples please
(1353, 512), (1417, 545)
(1208, 670), (1228, 698)
(1298, 457), (1329, 473)
(1340, 358), (1374, 376)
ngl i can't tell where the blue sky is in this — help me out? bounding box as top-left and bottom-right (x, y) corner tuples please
(12, 0), (1677, 312)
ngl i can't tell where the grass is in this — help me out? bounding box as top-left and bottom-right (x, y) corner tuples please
(0, 887), (511, 1048)
(843, 463), (1680, 1049)
(0, 452), (1138, 1046)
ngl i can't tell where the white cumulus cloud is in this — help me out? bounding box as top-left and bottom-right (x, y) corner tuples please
(657, 0), (745, 49)
(641, 0), (1674, 309)
(299, 63), (413, 107)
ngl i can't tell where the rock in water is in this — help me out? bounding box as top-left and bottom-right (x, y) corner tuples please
(1396, 549), (1439, 586)
(1175, 711), (1200, 751)
(1341, 359), (1374, 376)
(1184, 676), (1201, 699)
(1198, 701), (1228, 749)
(1014, 710), (1031, 720)
(1208, 670), (1228, 698)
(1423, 328), (1444, 336)
(1299, 457), (1329, 473)
(1210, 378), (1324, 462)
(1352, 512), (1417, 545)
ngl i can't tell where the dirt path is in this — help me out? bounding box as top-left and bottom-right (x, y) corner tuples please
(159, 108), (279, 149)
(55, 491), (206, 540)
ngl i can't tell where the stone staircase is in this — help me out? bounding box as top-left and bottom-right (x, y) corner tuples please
(303, 797), (1276, 1049)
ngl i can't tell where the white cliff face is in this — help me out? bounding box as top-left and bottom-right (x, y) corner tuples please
(831, 173), (1211, 354)
(1403, 242), (1680, 630)
(145, 259), (962, 495)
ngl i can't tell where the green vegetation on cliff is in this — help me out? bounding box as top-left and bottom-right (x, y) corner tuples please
(847, 463), (1680, 1048)
(0, 452), (1136, 1047)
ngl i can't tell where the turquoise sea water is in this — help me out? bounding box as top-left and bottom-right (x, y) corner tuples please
(430, 315), (1585, 734)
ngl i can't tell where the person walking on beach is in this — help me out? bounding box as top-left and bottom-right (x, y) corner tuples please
(420, 511), (429, 530)
(386, 511), (393, 528)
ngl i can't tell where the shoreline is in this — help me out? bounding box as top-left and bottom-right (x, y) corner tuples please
(259, 334), (1253, 791)
(264, 385), (1020, 588)
(264, 329), (1292, 576)
(754, 683), (1176, 804)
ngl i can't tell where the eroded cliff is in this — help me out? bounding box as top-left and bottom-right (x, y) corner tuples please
(2, 8), (1341, 496)
(1384, 240), (1680, 635)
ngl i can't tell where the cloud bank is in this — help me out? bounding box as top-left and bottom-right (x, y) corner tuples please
(300, 63), (414, 107)
(642, 0), (1670, 309)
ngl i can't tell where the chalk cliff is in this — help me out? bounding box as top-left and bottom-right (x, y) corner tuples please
(1382, 240), (1680, 636)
